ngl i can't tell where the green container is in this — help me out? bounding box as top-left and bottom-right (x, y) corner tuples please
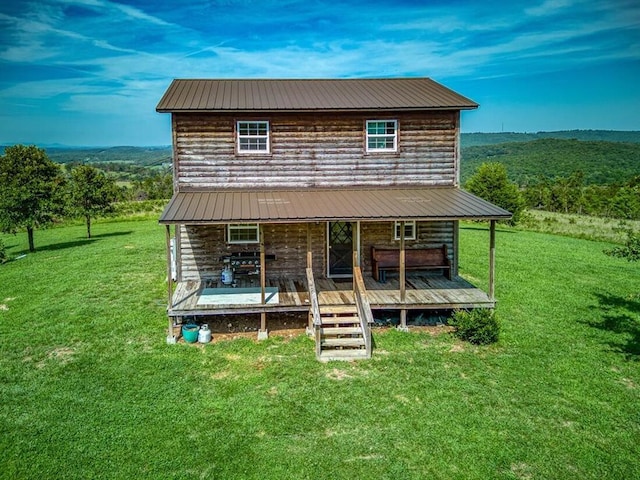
(182, 324), (199, 343)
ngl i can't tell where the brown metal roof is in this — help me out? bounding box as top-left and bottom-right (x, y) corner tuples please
(156, 78), (478, 113)
(159, 188), (511, 224)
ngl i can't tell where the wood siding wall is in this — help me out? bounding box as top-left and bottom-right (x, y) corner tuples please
(173, 111), (460, 190)
(178, 221), (456, 281)
(178, 223), (325, 281)
(361, 221), (456, 276)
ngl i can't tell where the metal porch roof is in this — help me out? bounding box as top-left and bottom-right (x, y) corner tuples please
(159, 188), (511, 224)
(156, 78), (478, 113)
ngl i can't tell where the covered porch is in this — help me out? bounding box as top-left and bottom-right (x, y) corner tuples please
(167, 272), (494, 317)
(160, 187), (511, 357)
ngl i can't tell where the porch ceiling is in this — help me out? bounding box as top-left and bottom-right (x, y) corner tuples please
(159, 187), (512, 225)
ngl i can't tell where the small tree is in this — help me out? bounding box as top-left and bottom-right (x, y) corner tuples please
(465, 162), (525, 225)
(0, 145), (64, 252)
(69, 165), (119, 238)
(606, 230), (640, 262)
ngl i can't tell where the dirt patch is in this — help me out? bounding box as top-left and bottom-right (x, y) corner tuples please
(372, 325), (454, 336)
(326, 368), (353, 381)
(174, 312), (308, 344)
(0, 297), (16, 312)
(173, 314), (453, 344)
(37, 347), (75, 368)
(621, 377), (637, 389)
(510, 462), (533, 480)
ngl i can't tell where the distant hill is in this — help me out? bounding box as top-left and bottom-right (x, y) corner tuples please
(0, 145), (172, 166)
(461, 138), (640, 185)
(461, 130), (640, 147)
(43, 146), (173, 166)
(3, 130), (639, 187)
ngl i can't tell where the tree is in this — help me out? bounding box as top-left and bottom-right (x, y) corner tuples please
(465, 162), (525, 225)
(0, 145), (64, 252)
(69, 165), (119, 238)
(131, 173), (173, 200)
(606, 230), (640, 262)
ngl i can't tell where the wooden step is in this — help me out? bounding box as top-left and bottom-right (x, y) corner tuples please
(320, 326), (362, 336)
(318, 349), (370, 362)
(320, 316), (360, 325)
(321, 337), (366, 348)
(320, 305), (357, 315)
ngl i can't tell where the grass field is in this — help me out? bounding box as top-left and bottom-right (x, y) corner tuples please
(520, 210), (640, 244)
(1, 218), (639, 479)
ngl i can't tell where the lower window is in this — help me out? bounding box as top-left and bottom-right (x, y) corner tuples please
(394, 221), (416, 240)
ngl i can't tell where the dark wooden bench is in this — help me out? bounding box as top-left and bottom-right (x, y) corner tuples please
(371, 245), (452, 283)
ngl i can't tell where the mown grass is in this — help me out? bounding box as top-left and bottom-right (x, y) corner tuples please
(1, 219), (639, 479)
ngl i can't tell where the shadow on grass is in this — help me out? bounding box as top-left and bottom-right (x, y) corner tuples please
(90, 231), (133, 239)
(460, 224), (517, 234)
(15, 230), (134, 255)
(17, 239), (96, 254)
(584, 292), (640, 360)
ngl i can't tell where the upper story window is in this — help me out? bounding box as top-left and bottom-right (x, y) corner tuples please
(366, 120), (398, 152)
(394, 221), (416, 241)
(237, 121), (270, 153)
(227, 223), (259, 244)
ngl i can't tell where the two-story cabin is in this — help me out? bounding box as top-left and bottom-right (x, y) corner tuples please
(157, 78), (511, 360)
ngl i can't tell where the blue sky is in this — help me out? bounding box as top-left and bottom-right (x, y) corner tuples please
(0, 0), (638, 146)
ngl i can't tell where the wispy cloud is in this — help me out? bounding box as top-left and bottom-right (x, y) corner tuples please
(525, 0), (575, 16)
(0, 0), (638, 145)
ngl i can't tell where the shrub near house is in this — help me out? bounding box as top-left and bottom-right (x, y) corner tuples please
(450, 308), (500, 345)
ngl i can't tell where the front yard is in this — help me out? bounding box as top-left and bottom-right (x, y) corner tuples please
(0, 219), (638, 479)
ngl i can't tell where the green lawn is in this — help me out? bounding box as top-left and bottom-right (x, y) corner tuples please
(1, 219), (639, 479)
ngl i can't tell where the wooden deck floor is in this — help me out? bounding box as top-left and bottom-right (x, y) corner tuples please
(168, 273), (493, 317)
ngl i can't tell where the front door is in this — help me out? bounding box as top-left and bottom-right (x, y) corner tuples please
(328, 222), (353, 277)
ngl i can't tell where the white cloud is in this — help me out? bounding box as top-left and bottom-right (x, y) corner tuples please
(525, 0), (575, 17)
(59, 0), (174, 26)
(1, 0), (639, 144)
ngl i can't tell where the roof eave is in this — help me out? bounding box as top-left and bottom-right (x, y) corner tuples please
(159, 215), (510, 225)
(156, 105), (479, 114)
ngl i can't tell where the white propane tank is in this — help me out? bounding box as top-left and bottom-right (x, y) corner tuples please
(198, 324), (212, 343)
(221, 265), (234, 285)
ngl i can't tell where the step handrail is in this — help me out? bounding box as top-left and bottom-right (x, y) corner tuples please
(353, 266), (374, 358)
(306, 267), (322, 358)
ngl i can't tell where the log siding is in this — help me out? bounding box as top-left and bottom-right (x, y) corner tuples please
(178, 221), (455, 281)
(173, 111), (459, 190)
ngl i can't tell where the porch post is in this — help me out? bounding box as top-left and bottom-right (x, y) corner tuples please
(165, 225), (173, 307)
(489, 220), (496, 301)
(307, 223), (313, 334)
(307, 223), (312, 269)
(258, 224), (268, 340)
(399, 221), (408, 331)
(165, 225), (176, 343)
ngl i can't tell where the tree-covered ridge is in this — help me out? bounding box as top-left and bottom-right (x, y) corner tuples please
(461, 130), (640, 147)
(461, 138), (640, 185)
(42, 146), (171, 166)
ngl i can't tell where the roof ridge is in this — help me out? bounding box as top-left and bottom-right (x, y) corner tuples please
(156, 78), (478, 113)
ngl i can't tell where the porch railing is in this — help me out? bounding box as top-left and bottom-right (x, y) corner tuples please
(306, 267), (322, 359)
(353, 266), (374, 358)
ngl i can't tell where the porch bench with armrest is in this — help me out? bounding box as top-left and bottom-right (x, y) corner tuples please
(371, 245), (452, 283)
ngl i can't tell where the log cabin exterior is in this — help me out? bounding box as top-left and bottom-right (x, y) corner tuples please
(157, 78), (511, 360)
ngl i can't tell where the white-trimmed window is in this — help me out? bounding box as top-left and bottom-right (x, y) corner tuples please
(366, 120), (397, 152)
(227, 224), (259, 244)
(237, 121), (270, 153)
(394, 221), (416, 240)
